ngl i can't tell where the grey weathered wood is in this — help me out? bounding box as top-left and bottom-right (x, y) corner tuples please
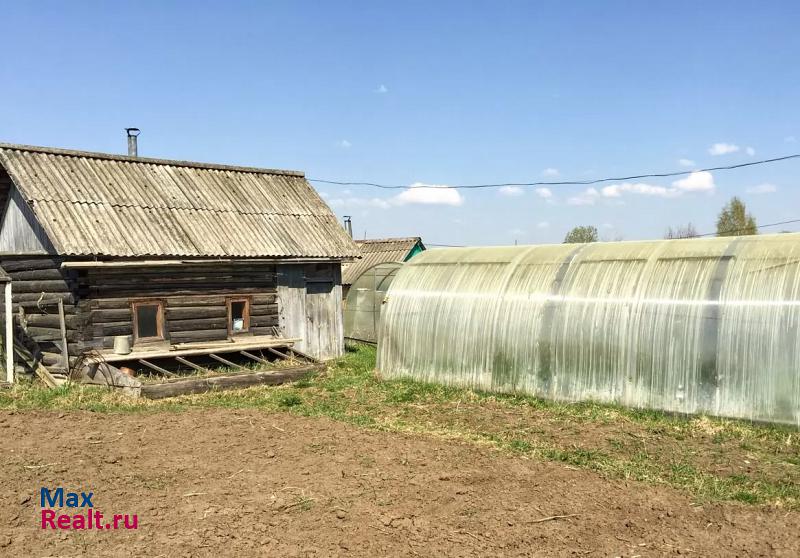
(0, 257), (63, 272)
(278, 264), (307, 352)
(169, 329), (230, 343)
(5, 268), (65, 281)
(58, 299), (69, 371)
(167, 317), (229, 331)
(140, 364), (321, 399)
(265, 346), (292, 361)
(12, 292), (76, 305)
(90, 338), (300, 362)
(174, 356), (209, 373)
(0, 188), (57, 254)
(25, 327), (80, 342)
(12, 280), (71, 294)
(138, 359), (177, 377)
(289, 346), (321, 364)
(208, 353), (246, 370)
(239, 350), (268, 364)
(23, 313), (80, 328)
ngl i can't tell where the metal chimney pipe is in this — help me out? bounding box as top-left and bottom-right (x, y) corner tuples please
(343, 216), (353, 238)
(125, 128), (140, 156)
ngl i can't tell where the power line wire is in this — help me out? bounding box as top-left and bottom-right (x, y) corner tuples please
(426, 218), (800, 248)
(309, 153), (800, 190)
(694, 218), (800, 238)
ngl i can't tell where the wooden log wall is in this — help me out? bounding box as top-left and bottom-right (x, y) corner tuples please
(0, 257), (83, 371)
(81, 263), (279, 349)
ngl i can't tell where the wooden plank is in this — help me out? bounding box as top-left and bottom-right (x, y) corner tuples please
(174, 356), (209, 373)
(88, 337), (301, 363)
(25, 327), (80, 342)
(166, 307), (227, 320)
(0, 258), (62, 272)
(90, 293), (277, 310)
(88, 287), (277, 298)
(34, 363), (60, 388)
(13, 292), (76, 305)
(168, 317), (229, 331)
(58, 299), (69, 371)
(140, 364), (322, 400)
(4, 282), (12, 383)
(64, 259), (280, 269)
(289, 347), (321, 364)
(22, 313), (80, 329)
(208, 353), (247, 370)
(11, 280), (71, 294)
(6, 268), (65, 281)
(240, 350), (268, 364)
(169, 329), (230, 344)
(265, 346), (293, 361)
(138, 359), (177, 377)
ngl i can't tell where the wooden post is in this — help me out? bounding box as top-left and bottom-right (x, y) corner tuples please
(4, 282), (12, 383)
(57, 299), (68, 372)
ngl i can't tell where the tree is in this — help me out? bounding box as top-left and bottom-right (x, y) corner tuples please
(564, 225), (598, 244)
(716, 197), (757, 237)
(664, 222), (699, 239)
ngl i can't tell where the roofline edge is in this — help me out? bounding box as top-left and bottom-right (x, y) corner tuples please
(0, 142), (305, 178)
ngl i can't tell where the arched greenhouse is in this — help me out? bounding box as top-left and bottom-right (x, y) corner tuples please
(376, 234), (800, 425)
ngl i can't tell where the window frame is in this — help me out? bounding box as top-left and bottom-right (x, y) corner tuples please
(130, 299), (166, 344)
(226, 295), (252, 336)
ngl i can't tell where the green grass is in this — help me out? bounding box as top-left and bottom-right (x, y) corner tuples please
(1, 342), (798, 509)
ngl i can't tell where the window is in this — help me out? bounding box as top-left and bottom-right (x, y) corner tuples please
(131, 301), (165, 342)
(227, 296), (251, 335)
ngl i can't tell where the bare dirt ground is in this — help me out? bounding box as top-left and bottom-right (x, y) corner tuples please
(0, 409), (797, 557)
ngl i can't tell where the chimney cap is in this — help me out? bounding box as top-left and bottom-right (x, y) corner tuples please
(125, 128), (141, 137)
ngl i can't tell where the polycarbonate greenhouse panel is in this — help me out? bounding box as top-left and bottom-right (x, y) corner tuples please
(376, 234), (800, 425)
(344, 262), (402, 343)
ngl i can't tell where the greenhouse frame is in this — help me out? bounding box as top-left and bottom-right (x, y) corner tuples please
(377, 234), (800, 425)
(344, 262), (402, 343)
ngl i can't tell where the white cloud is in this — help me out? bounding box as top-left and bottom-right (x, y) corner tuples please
(392, 182), (464, 206)
(534, 187), (553, 199)
(708, 142), (739, 156)
(785, 135), (797, 143)
(745, 146), (756, 156)
(601, 183), (680, 198)
(375, 84), (388, 94)
(498, 186), (524, 197)
(507, 227), (526, 237)
(337, 139), (352, 149)
(590, 171), (715, 202)
(327, 196), (391, 209)
(542, 167), (560, 177)
(678, 158), (695, 167)
(673, 171), (715, 192)
(601, 223), (614, 229)
(319, 191), (330, 198)
(328, 182), (465, 209)
(536, 221), (550, 229)
(746, 183), (777, 194)
(567, 187), (599, 206)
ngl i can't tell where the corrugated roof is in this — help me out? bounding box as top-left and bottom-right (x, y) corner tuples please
(0, 143), (359, 259)
(342, 237), (422, 285)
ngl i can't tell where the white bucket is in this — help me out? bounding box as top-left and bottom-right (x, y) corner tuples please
(113, 335), (132, 355)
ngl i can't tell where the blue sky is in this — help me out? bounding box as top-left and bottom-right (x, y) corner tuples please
(1, 1), (799, 245)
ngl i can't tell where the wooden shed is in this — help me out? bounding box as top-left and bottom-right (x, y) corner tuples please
(0, 142), (359, 378)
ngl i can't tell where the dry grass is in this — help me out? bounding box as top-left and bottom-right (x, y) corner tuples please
(1, 342), (798, 508)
